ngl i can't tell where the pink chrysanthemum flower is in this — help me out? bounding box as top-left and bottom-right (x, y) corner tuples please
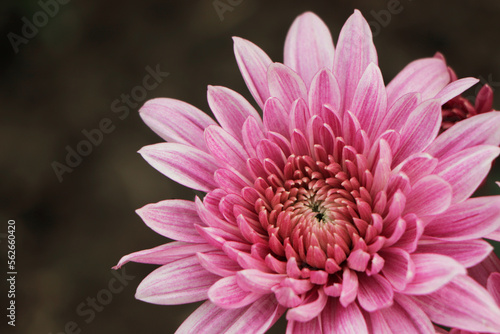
(117, 11), (500, 333)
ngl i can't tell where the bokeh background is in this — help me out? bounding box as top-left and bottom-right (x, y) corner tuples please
(1, 0), (500, 333)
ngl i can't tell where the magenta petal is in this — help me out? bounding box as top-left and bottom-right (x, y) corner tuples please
(136, 199), (205, 243)
(286, 317), (322, 334)
(434, 77), (479, 105)
(386, 57), (449, 107)
(415, 239), (493, 268)
(393, 99), (442, 166)
(267, 63), (307, 111)
(135, 256), (219, 305)
(284, 12), (335, 87)
(322, 298), (368, 334)
(207, 85), (262, 141)
(434, 145), (500, 204)
(286, 289), (328, 322)
(426, 111), (500, 160)
(233, 37), (272, 108)
(242, 116), (265, 158)
(413, 275), (500, 332)
(369, 294), (434, 334)
(334, 10), (377, 112)
(349, 62), (387, 138)
(392, 153), (438, 185)
(380, 248), (415, 291)
(208, 275), (263, 309)
(114, 242), (216, 268)
(236, 270), (286, 294)
(139, 98), (216, 151)
(139, 142), (218, 192)
(487, 273), (500, 306)
(425, 196), (500, 241)
(176, 296), (284, 334)
(308, 69), (342, 117)
(263, 97), (290, 137)
(404, 175), (452, 217)
(375, 92), (420, 138)
(205, 125), (250, 177)
(197, 252), (242, 277)
(403, 253), (466, 295)
(357, 273), (394, 312)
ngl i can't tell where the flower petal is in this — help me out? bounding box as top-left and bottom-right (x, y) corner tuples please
(425, 196), (500, 241)
(404, 175), (452, 217)
(233, 37), (272, 108)
(380, 248), (415, 291)
(284, 12), (335, 87)
(415, 239), (493, 268)
(267, 63), (307, 111)
(207, 85), (262, 141)
(357, 273), (394, 312)
(334, 10), (377, 112)
(208, 275), (263, 309)
(136, 199), (205, 243)
(386, 58), (449, 107)
(139, 142), (218, 192)
(412, 275), (500, 332)
(139, 98), (216, 151)
(403, 253), (466, 295)
(136, 256), (219, 305)
(434, 145), (500, 204)
(322, 298), (368, 334)
(308, 68), (341, 117)
(434, 77), (479, 105)
(263, 97), (290, 137)
(236, 270), (286, 294)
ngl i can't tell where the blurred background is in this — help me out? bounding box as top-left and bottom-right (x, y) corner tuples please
(1, 0), (499, 333)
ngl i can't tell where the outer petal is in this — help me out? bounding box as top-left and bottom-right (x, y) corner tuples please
(424, 196), (500, 241)
(233, 37), (272, 108)
(375, 92), (420, 138)
(370, 294), (434, 334)
(176, 296), (284, 334)
(114, 242), (216, 268)
(333, 10), (377, 112)
(434, 145), (500, 204)
(413, 275), (500, 332)
(415, 239), (493, 268)
(267, 63), (308, 111)
(403, 175), (452, 217)
(379, 248), (415, 291)
(139, 98), (216, 151)
(135, 256), (219, 305)
(403, 253), (466, 295)
(487, 273), (500, 306)
(139, 142), (218, 192)
(322, 298), (368, 334)
(434, 77), (479, 105)
(208, 275), (263, 309)
(136, 199), (205, 243)
(357, 273), (394, 312)
(308, 69), (341, 117)
(286, 317), (322, 334)
(207, 85), (262, 141)
(386, 58), (449, 107)
(284, 12), (335, 87)
(425, 112), (500, 160)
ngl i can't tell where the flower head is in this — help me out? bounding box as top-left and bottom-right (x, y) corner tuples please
(117, 10), (500, 333)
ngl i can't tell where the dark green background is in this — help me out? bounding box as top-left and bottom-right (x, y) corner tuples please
(1, 0), (499, 333)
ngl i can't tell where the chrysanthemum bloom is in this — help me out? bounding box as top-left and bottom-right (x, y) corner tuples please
(117, 11), (500, 333)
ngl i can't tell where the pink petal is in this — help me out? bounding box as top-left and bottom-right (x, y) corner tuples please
(284, 12), (335, 87)
(375, 92), (420, 138)
(286, 317), (321, 334)
(434, 77), (479, 105)
(263, 97), (290, 137)
(290, 98), (311, 135)
(380, 248), (415, 291)
(404, 175), (452, 217)
(357, 273), (394, 312)
(434, 145), (500, 204)
(369, 294), (434, 334)
(487, 272), (500, 306)
(208, 275), (263, 309)
(233, 37), (272, 108)
(139, 98), (216, 151)
(393, 99), (442, 166)
(204, 125), (250, 177)
(425, 111), (500, 160)
(139, 142), (218, 192)
(468, 253), (500, 287)
(286, 289), (328, 322)
(475, 84), (494, 114)
(267, 63), (307, 111)
(334, 10), (377, 112)
(386, 58), (449, 107)
(340, 268), (359, 307)
(415, 239), (493, 268)
(403, 253), (466, 295)
(197, 251), (242, 277)
(176, 296), (284, 334)
(425, 196), (500, 241)
(349, 62), (387, 138)
(308, 69), (342, 117)
(236, 270), (286, 294)
(242, 116), (265, 158)
(392, 153), (438, 185)
(207, 85), (262, 141)
(114, 242), (216, 268)
(136, 199), (205, 243)
(136, 256), (219, 305)
(321, 298), (368, 334)
(413, 275), (500, 332)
